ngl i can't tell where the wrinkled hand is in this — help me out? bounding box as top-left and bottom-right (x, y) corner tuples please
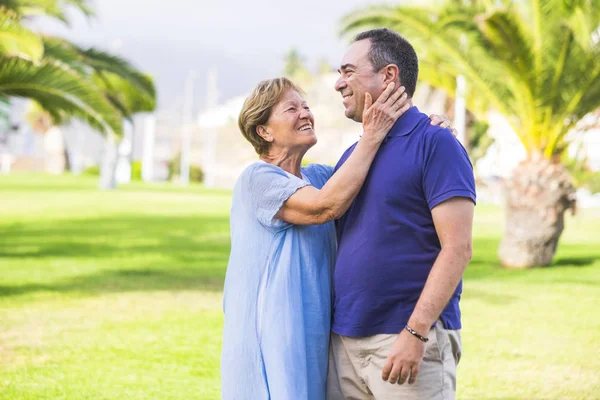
(362, 82), (410, 143)
(429, 114), (458, 137)
(381, 329), (426, 385)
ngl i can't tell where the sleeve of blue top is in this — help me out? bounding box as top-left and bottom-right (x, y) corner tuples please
(316, 164), (334, 181)
(303, 163), (334, 185)
(246, 162), (310, 230)
(422, 128), (477, 210)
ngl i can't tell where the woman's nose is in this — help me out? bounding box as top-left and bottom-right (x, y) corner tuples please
(299, 108), (311, 119)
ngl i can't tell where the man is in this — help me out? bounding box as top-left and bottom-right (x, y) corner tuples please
(327, 28), (476, 400)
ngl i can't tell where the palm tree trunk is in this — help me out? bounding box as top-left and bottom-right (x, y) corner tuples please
(43, 126), (66, 174)
(498, 157), (577, 268)
(99, 134), (118, 189)
(62, 130), (71, 172)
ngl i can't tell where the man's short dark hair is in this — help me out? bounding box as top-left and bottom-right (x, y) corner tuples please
(354, 28), (419, 97)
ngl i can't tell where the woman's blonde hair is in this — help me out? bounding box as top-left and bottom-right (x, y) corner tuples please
(238, 77), (304, 155)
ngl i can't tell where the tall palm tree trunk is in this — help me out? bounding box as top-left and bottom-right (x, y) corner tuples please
(99, 134), (118, 189)
(499, 157), (577, 268)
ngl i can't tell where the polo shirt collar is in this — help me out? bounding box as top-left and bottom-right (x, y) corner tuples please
(387, 106), (424, 138)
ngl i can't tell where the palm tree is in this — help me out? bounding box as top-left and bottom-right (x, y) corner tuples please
(40, 36), (156, 187)
(0, 1), (156, 187)
(283, 48), (313, 86)
(0, 10), (122, 136)
(341, 0), (600, 268)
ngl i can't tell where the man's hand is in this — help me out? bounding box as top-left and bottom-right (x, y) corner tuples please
(429, 114), (458, 137)
(381, 328), (426, 385)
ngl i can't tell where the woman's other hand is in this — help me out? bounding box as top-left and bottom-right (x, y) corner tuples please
(429, 114), (458, 137)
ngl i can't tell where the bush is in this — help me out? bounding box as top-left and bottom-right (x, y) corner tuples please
(587, 173), (600, 194)
(82, 165), (100, 176)
(168, 153), (204, 183)
(189, 165), (204, 183)
(131, 161), (142, 181)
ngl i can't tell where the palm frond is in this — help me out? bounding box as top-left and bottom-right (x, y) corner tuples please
(0, 9), (43, 60)
(545, 62), (600, 156)
(340, 5), (519, 125)
(42, 36), (157, 119)
(61, 0), (93, 17)
(562, 0), (600, 51)
(42, 36), (156, 102)
(341, 1), (600, 158)
(0, 56), (122, 136)
(76, 47), (155, 99)
(419, 58), (456, 94)
(93, 71), (156, 119)
(478, 10), (534, 86)
(41, 35), (87, 74)
(0, 95), (10, 127)
(2, 0), (95, 23)
(576, 68), (600, 119)
(476, 9), (540, 146)
(0, 1), (24, 17)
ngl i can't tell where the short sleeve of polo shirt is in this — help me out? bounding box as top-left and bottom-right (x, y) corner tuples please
(422, 128), (476, 210)
(246, 162), (310, 230)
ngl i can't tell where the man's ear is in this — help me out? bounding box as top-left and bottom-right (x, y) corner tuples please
(382, 64), (400, 86)
(257, 125), (274, 143)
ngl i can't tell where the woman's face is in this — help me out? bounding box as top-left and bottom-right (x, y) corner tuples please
(261, 90), (317, 154)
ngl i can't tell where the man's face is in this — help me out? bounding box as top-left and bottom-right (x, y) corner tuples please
(335, 39), (386, 123)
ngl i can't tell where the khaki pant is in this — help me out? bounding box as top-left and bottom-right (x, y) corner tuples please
(327, 322), (461, 400)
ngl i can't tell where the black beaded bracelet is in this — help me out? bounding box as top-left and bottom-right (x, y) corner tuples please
(405, 324), (429, 342)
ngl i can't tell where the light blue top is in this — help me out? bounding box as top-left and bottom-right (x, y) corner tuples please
(221, 161), (335, 400)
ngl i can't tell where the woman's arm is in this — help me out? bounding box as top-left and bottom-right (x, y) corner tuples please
(276, 83), (408, 225)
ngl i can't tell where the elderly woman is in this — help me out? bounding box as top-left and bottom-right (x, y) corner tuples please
(221, 77), (446, 399)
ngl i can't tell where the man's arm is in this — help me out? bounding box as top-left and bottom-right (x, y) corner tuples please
(407, 197), (474, 336)
(382, 197), (474, 385)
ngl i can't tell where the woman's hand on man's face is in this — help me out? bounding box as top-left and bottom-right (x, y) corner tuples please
(361, 82), (410, 144)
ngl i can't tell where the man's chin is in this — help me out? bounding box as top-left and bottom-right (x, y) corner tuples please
(344, 108), (356, 120)
(345, 108), (362, 123)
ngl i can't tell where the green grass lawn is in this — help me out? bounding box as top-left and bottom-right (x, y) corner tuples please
(1, 173), (599, 400)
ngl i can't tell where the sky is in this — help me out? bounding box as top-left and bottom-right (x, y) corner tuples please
(32, 0), (399, 113)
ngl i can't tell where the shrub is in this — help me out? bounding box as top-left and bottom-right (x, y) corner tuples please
(168, 153), (204, 183)
(587, 173), (600, 194)
(131, 161), (142, 181)
(82, 165), (100, 176)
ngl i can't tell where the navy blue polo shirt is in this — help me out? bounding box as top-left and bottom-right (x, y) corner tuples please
(332, 106), (476, 337)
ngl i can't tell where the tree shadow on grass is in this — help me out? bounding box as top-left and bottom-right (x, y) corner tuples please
(465, 237), (600, 284)
(0, 267), (225, 297)
(464, 237), (504, 281)
(0, 214), (231, 297)
(0, 215), (230, 258)
(552, 257), (598, 267)
(4, 216), (599, 298)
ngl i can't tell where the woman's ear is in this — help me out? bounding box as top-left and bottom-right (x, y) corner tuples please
(257, 125), (274, 143)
